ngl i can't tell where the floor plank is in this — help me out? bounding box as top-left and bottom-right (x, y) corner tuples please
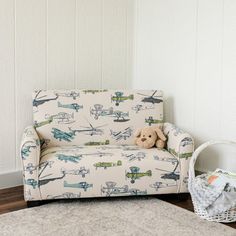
(0, 186), (235, 229)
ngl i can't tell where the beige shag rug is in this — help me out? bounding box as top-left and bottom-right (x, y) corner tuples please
(0, 197), (235, 236)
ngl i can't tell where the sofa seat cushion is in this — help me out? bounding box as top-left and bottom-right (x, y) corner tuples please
(38, 145), (181, 199)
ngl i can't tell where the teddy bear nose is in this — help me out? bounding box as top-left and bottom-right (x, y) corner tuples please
(141, 138), (146, 142)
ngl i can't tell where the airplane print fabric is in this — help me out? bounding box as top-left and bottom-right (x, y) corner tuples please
(20, 89), (194, 201)
(32, 90), (164, 147)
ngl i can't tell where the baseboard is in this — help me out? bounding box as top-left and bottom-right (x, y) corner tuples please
(0, 170), (23, 189)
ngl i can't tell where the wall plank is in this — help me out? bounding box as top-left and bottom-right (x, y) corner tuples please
(15, 0), (47, 169)
(102, 0), (128, 88)
(134, 0), (197, 130)
(194, 0), (224, 171)
(220, 0), (236, 170)
(76, 0), (102, 89)
(0, 0), (15, 172)
(47, 0), (76, 89)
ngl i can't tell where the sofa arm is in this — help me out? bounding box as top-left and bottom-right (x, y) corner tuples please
(20, 126), (41, 201)
(163, 123), (194, 193)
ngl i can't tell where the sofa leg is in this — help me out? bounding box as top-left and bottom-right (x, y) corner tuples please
(27, 201), (43, 208)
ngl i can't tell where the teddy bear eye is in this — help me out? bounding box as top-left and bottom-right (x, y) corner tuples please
(149, 135), (152, 138)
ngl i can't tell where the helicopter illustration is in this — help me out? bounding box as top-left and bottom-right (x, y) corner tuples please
(131, 104), (154, 113)
(61, 167), (90, 178)
(111, 92), (134, 106)
(154, 155), (178, 165)
(33, 90), (58, 108)
(126, 166), (152, 184)
(180, 137), (193, 147)
(90, 104), (113, 119)
(39, 171), (66, 186)
(55, 91), (80, 100)
(122, 152), (146, 162)
(150, 181), (177, 191)
(34, 117), (53, 128)
(156, 160), (180, 181)
(64, 181), (93, 191)
(58, 101), (83, 112)
(47, 192), (81, 199)
(45, 112), (75, 124)
(137, 90), (163, 104)
(51, 128), (76, 142)
(69, 121), (107, 136)
(83, 89), (107, 94)
(38, 161), (54, 177)
(40, 138), (50, 149)
(110, 127), (133, 141)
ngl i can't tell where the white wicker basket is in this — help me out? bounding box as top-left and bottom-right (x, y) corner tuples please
(189, 140), (236, 223)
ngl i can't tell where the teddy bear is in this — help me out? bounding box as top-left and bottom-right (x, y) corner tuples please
(134, 126), (167, 149)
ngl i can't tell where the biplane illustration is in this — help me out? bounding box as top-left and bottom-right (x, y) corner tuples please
(113, 111), (130, 122)
(51, 128), (76, 142)
(101, 182), (128, 196)
(83, 89), (108, 94)
(33, 90), (58, 108)
(101, 181), (147, 196)
(154, 155), (178, 165)
(94, 160), (122, 169)
(69, 121), (107, 136)
(110, 127), (133, 141)
(47, 192), (81, 199)
(57, 154), (82, 163)
(46, 112), (75, 124)
(122, 152), (146, 162)
(62, 167), (90, 178)
(111, 92), (134, 106)
(58, 101), (83, 112)
(24, 163), (37, 175)
(39, 171), (66, 186)
(137, 90), (163, 104)
(150, 181), (177, 191)
(145, 116), (163, 126)
(21, 141), (37, 160)
(90, 104), (113, 119)
(34, 117), (53, 128)
(64, 181), (93, 191)
(24, 179), (38, 189)
(84, 140), (110, 146)
(55, 91), (80, 100)
(126, 166), (152, 184)
(132, 104), (154, 113)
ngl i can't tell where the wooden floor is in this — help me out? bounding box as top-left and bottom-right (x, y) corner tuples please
(0, 186), (235, 230)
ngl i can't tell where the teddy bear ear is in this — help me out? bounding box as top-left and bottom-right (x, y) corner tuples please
(154, 127), (167, 141)
(134, 129), (142, 138)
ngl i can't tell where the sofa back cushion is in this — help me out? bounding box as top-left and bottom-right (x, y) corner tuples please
(32, 89), (163, 147)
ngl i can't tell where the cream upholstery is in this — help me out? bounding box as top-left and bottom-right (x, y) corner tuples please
(20, 90), (194, 201)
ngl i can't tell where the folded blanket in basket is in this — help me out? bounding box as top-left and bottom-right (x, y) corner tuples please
(189, 173), (236, 216)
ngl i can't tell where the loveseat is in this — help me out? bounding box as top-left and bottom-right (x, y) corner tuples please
(20, 89), (194, 204)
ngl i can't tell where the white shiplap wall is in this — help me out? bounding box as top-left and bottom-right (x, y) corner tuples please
(0, 0), (134, 188)
(133, 0), (236, 172)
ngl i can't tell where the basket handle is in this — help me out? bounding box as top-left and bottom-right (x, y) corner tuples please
(189, 140), (236, 181)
